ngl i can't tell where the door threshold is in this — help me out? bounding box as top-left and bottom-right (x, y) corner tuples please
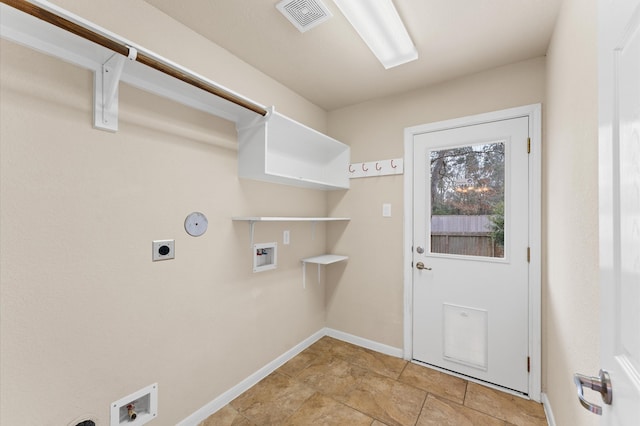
(411, 359), (531, 400)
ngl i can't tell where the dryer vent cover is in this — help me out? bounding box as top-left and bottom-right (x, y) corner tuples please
(276, 0), (333, 33)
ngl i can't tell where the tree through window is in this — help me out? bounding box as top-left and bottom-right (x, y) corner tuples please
(429, 142), (505, 257)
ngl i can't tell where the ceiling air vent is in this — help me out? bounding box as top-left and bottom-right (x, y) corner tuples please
(276, 0), (333, 33)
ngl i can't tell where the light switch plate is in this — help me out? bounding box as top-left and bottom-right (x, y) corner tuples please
(382, 203), (392, 217)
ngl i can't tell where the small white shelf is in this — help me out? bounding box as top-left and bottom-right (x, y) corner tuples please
(301, 255), (348, 288)
(301, 254), (349, 265)
(232, 217), (350, 222)
(232, 217), (350, 247)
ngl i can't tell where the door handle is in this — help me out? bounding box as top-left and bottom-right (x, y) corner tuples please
(573, 369), (612, 415)
(416, 262), (432, 270)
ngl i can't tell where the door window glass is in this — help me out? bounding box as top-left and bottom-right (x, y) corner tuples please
(429, 141), (505, 258)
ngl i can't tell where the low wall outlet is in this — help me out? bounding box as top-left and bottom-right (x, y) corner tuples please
(152, 240), (174, 261)
(110, 383), (158, 426)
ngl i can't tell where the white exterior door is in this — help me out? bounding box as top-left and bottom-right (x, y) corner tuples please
(581, 0), (640, 423)
(411, 115), (531, 394)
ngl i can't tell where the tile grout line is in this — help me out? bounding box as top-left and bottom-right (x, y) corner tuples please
(279, 388), (319, 426)
(412, 391), (430, 426)
(396, 359), (410, 380)
(308, 340), (423, 425)
(463, 382), (523, 425)
(283, 348), (380, 424)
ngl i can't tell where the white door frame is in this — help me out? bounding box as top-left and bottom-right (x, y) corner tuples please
(403, 104), (542, 400)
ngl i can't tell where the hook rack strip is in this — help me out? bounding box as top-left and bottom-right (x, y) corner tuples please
(348, 158), (403, 179)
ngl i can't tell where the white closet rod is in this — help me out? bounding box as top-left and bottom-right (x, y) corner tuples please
(0, 0), (269, 117)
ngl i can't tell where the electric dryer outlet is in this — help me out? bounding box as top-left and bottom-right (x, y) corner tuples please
(152, 240), (175, 261)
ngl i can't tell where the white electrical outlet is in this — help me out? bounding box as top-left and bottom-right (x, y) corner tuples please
(283, 230), (290, 245)
(382, 203), (392, 217)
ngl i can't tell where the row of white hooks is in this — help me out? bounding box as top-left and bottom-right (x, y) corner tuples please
(348, 158), (404, 179)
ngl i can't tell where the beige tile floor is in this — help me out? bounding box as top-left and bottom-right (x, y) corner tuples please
(200, 337), (547, 426)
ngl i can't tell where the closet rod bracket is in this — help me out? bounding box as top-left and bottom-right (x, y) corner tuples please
(94, 46), (137, 132)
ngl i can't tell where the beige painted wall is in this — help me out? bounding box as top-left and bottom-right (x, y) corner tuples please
(1, 1), (602, 425)
(544, 0), (600, 424)
(326, 57), (546, 349)
(0, 1), (331, 424)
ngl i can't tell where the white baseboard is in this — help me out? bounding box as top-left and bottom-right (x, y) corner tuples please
(177, 328), (402, 425)
(541, 392), (556, 426)
(176, 329), (325, 426)
(324, 327), (404, 358)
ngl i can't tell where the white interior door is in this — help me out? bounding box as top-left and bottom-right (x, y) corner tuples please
(586, 0), (640, 423)
(412, 116), (531, 394)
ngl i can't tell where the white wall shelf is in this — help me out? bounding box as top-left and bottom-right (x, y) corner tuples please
(301, 255), (348, 288)
(0, 0), (350, 190)
(301, 254), (349, 264)
(238, 111), (351, 190)
(232, 217), (350, 248)
(232, 217), (351, 222)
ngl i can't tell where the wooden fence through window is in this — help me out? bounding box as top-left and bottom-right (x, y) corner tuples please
(430, 215), (504, 258)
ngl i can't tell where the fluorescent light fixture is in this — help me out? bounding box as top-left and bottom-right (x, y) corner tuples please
(332, 0), (418, 69)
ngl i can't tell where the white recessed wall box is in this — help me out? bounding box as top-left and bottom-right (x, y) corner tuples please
(253, 242), (277, 273)
(110, 383), (158, 426)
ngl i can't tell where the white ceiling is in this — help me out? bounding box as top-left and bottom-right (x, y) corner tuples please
(144, 0), (561, 111)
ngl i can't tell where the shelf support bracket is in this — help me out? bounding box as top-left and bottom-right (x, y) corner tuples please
(301, 261), (322, 289)
(302, 262), (306, 289)
(249, 221), (256, 248)
(94, 47), (137, 132)
(236, 105), (274, 132)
